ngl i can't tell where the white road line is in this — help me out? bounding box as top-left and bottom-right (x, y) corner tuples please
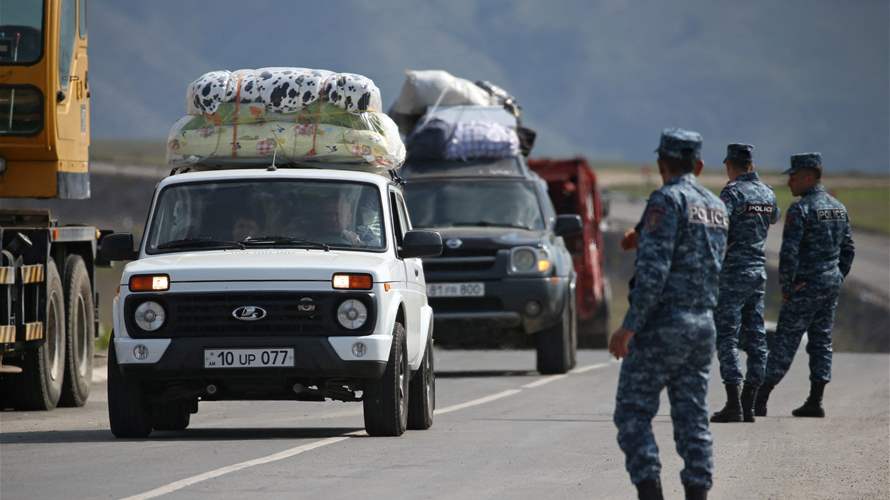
(522, 374), (568, 388)
(570, 362), (613, 374)
(120, 432), (363, 500)
(434, 389), (522, 416)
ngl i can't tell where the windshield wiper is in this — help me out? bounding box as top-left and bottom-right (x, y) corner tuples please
(451, 221), (533, 230)
(240, 236), (330, 251)
(156, 238), (245, 250)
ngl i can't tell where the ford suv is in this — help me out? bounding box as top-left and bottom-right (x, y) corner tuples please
(402, 157), (581, 374)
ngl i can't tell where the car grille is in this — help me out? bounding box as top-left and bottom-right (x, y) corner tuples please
(423, 256), (497, 273)
(124, 292), (375, 338)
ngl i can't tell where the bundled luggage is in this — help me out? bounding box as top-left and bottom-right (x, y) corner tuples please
(167, 68), (405, 170)
(389, 69), (534, 162)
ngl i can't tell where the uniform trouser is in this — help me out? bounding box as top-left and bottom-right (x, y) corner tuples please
(764, 283), (840, 386)
(714, 273), (768, 386)
(614, 310), (715, 489)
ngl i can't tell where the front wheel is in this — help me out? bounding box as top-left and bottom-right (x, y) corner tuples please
(536, 293), (576, 375)
(363, 321), (409, 437)
(407, 330), (435, 430)
(578, 278), (611, 348)
(153, 401), (192, 431)
(108, 340), (152, 438)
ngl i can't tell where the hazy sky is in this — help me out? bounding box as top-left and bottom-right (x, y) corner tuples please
(88, 0), (889, 172)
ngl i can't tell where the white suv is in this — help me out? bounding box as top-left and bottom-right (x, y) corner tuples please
(100, 167), (442, 437)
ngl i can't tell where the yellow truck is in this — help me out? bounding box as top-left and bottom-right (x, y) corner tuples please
(0, 0), (99, 410)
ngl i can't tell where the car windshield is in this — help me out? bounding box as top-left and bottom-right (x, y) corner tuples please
(0, 1), (44, 65)
(405, 179), (544, 230)
(146, 179), (385, 253)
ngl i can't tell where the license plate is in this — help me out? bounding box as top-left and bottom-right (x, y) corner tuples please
(426, 282), (485, 298)
(204, 348), (294, 368)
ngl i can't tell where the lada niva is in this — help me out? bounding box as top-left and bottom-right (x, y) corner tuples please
(100, 166), (442, 437)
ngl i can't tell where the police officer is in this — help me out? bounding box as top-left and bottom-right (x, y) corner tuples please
(610, 129), (727, 500)
(710, 144), (779, 423)
(755, 153), (854, 417)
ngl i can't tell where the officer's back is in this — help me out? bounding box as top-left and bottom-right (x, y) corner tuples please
(653, 178), (727, 308)
(720, 172), (778, 274)
(787, 186), (851, 282)
(622, 133), (728, 335)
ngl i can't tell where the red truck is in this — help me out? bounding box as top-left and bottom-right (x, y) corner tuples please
(528, 158), (610, 347)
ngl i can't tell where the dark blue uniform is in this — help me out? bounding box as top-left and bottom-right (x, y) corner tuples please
(764, 184), (854, 386)
(715, 172), (779, 386)
(614, 147), (728, 492)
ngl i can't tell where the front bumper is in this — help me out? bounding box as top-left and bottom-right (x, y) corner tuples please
(113, 334), (391, 382)
(430, 276), (569, 334)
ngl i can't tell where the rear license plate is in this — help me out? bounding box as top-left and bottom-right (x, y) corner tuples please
(204, 348), (294, 368)
(426, 282), (485, 298)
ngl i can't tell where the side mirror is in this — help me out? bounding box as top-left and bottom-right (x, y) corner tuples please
(98, 233), (138, 262)
(400, 230), (443, 259)
(554, 214), (583, 237)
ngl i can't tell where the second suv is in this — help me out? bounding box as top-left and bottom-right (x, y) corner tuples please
(402, 156), (581, 374)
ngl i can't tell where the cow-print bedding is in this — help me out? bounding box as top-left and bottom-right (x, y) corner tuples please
(187, 68), (382, 115)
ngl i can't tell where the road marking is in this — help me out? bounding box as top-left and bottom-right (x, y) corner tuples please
(120, 359), (614, 498)
(570, 362), (613, 374)
(522, 374), (568, 388)
(434, 389), (522, 416)
(120, 432), (363, 500)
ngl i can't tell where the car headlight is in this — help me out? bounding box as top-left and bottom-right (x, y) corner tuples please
(510, 247), (550, 274)
(511, 248), (537, 273)
(337, 299), (368, 330)
(134, 301), (166, 332)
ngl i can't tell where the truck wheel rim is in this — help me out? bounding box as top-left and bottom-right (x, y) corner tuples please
(48, 291), (63, 382)
(75, 295), (89, 376)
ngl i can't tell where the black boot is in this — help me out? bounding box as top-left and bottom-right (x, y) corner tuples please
(710, 384), (742, 423)
(741, 383), (758, 422)
(792, 381), (826, 417)
(684, 483), (708, 500)
(635, 478), (664, 500)
(754, 383), (773, 417)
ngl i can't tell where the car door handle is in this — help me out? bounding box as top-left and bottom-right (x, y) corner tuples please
(414, 269), (419, 277)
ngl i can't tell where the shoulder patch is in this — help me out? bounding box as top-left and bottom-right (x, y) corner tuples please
(644, 205), (665, 231)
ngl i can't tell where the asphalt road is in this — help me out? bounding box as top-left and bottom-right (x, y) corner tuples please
(2, 349), (888, 500)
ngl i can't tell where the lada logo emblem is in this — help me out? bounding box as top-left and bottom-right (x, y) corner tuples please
(446, 238), (463, 249)
(232, 306), (267, 321)
(297, 297), (316, 313)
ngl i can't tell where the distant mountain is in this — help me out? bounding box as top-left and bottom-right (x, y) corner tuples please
(88, 0), (888, 173)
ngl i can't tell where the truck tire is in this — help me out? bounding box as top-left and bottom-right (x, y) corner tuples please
(407, 331), (435, 430)
(578, 278), (611, 348)
(153, 401), (191, 431)
(11, 259), (66, 410)
(59, 255), (94, 407)
(536, 293), (576, 374)
(108, 340), (152, 438)
(363, 321), (408, 437)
